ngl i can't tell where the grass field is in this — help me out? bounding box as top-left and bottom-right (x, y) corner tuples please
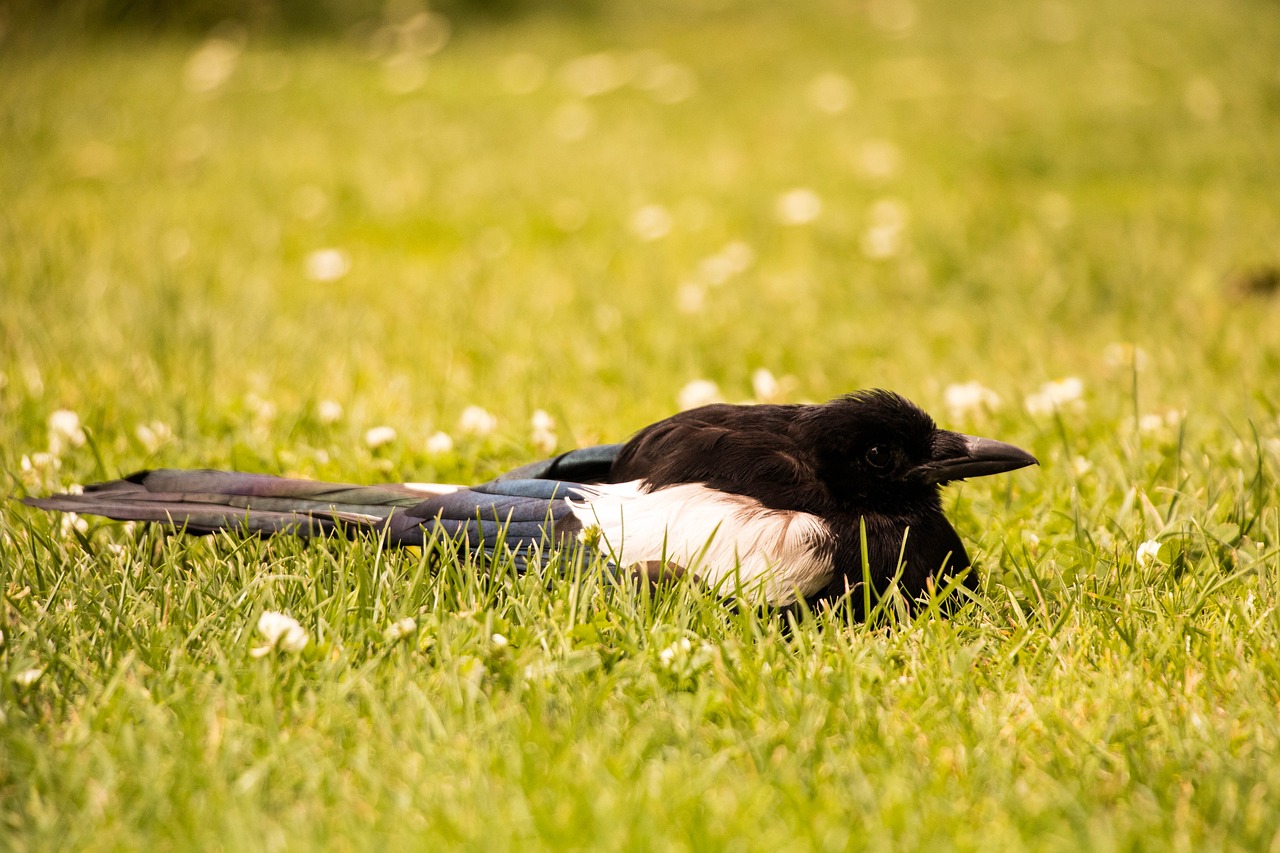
(3, 0), (1280, 848)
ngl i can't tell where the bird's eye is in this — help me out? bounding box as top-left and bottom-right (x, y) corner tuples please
(864, 445), (893, 470)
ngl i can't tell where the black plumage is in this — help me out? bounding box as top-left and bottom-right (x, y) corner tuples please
(23, 390), (1036, 611)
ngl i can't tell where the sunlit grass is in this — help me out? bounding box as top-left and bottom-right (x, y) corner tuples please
(3, 0), (1280, 848)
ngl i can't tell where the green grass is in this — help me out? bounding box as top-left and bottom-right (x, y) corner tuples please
(4, 0), (1280, 848)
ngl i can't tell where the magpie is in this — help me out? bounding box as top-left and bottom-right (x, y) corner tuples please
(23, 390), (1036, 609)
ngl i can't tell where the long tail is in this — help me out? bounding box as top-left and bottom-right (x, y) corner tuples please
(22, 468), (595, 566)
(22, 469), (433, 537)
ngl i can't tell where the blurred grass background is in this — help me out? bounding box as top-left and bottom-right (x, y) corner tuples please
(3, 0), (1280, 848)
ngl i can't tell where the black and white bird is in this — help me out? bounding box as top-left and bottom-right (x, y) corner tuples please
(23, 390), (1036, 609)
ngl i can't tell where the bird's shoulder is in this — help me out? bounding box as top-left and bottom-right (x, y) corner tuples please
(609, 403), (828, 510)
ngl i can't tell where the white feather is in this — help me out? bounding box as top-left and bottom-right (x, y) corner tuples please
(402, 483), (461, 495)
(569, 481), (834, 605)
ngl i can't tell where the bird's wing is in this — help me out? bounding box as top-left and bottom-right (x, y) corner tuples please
(608, 406), (822, 510)
(489, 444), (625, 484)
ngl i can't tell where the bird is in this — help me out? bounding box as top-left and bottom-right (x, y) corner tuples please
(23, 390), (1036, 611)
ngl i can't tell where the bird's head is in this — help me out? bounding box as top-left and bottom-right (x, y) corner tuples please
(800, 390), (1037, 510)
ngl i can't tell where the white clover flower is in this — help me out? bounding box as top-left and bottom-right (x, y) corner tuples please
(135, 420), (173, 453)
(658, 637), (692, 666)
(861, 198), (909, 260)
(943, 381), (1001, 419)
(13, 667), (44, 688)
(316, 400), (344, 425)
(491, 633), (509, 648)
(48, 409), (86, 454)
(630, 204), (673, 241)
(752, 368), (781, 402)
(807, 72), (854, 114)
(1022, 530), (1041, 557)
(856, 139), (901, 180)
(1071, 455), (1093, 477)
(676, 282), (706, 314)
(458, 406), (498, 436)
(635, 60), (697, 104)
(677, 379), (721, 411)
(184, 38), (240, 93)
(425, 431), (454, 454)
(559, 51), (628, 98)
(385, 617), (417, 642)
(532, 429), (557, 454)
(1137, 414), (1166, 434)
(251, 611), (308, 657)
(1025, 377), (1085, 416)
(1102, 342), (1150, 373)
(530, 413), (557, 454)
(775, 188), (823, 225)
(60, 513), (89, 538)
(1136, 540), (1163, 568)
(364, 425), (397, 449)
(304, 248), (350, 282)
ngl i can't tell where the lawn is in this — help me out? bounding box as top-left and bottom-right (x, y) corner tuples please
(3, 0), (1280, 848)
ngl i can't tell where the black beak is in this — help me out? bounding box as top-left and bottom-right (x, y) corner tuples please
(917, 433), (1038, 484)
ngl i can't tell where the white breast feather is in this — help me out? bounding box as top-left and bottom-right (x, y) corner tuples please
(569, 481), (834, 605)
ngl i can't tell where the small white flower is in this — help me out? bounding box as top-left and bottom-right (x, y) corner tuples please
(13, 667), (44, 688)
(861, 198), (909, 259)
(530, 409), (556, 433)
(807, 72), (854, 114)
(752, 368), (780, 402)
(385, 617), (417, 642)
(532, 428), (557, 454)
(1137, 414), (1166, 434)
(630, 204), (673, 241)
(559, 51), (627, 98)
(251, 611), (308, 657)
(1025, 377), (1085, 416)
(305, 248), (350, 282)
(60, 513), (89, 537)
(135, 420), (173, 453)
(677, 379), (721, 410)
(1136, 540), (1163, 568)
(1102, 342), (1149, 372)
(184, 38), (240, 93)
(458, 406), (498, 436)
(48, 409), (86, 454)
(1071, 455), (1093, 477)
(659, 637), (692, 666)
(696, 242), (756, 289)
(364, 425), (397, 449)
(316, 400), (344, 424)
(1022, 531), (1041, 556)
(491, 633), (509, 648)
(677, 282), (706, 314)
(856, 139), (901, 180)
(943, 381), (1001, 419)
(425, 431), (454, 454)
(775, 188), (822, 225)
(635, 60), (697, 104)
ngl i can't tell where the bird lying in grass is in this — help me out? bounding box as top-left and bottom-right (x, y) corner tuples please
(24, 390), (1036, 610)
